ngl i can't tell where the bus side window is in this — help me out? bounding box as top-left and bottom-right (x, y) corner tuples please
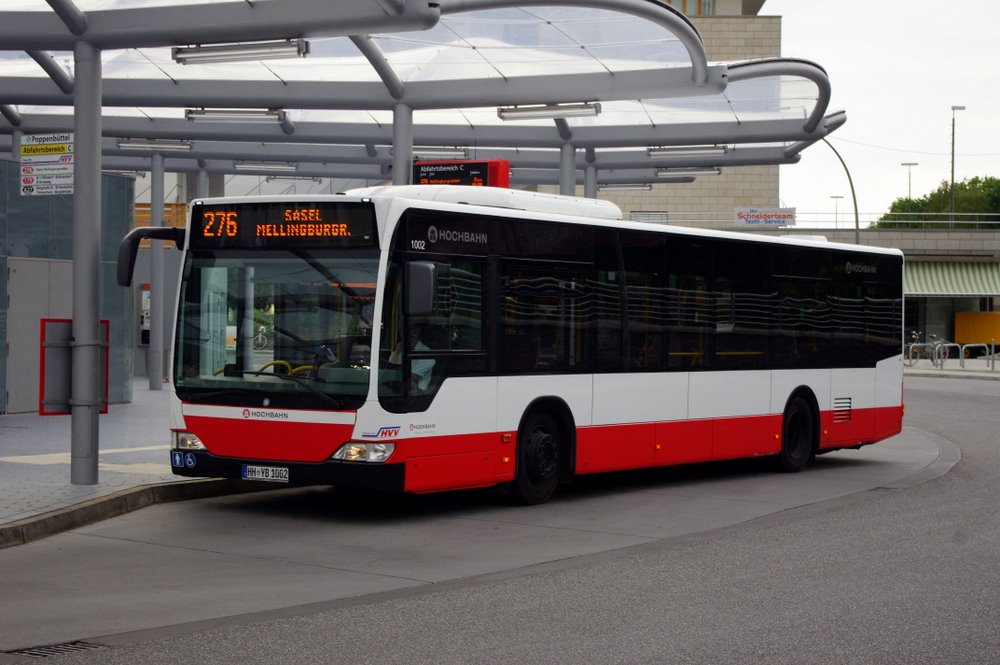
(378, 261), (404, 397)
(666, 237), (711, 370)
(621, 230), (667, 371)
(500, 264), (591, 374)
(379, 257), (487, 408)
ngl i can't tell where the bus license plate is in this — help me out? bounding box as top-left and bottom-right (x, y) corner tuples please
(241, 464), (289, 483)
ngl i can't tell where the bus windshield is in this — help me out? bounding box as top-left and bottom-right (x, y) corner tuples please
(173, 248), (379, 410)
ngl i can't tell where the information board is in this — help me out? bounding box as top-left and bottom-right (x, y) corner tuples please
(413, 159), (510, 188)
(20, 133), (75, 197)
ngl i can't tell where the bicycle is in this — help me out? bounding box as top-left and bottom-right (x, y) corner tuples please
(905, 330), (950, 368)
(252, 325), (268, 350)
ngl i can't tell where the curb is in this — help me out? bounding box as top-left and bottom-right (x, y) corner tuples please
(0, 479), (273, 550)
(905, 369), (1000, 381)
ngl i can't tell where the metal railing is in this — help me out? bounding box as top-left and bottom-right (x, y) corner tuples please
(905, 340), (997, 371)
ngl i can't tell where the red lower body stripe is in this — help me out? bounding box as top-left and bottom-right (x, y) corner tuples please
(183, 406), (903, 493)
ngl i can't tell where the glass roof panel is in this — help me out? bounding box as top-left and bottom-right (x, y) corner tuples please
(723, 75), (820, 122)
(365, 7), (691, 83)
(297, 109), (393, 125)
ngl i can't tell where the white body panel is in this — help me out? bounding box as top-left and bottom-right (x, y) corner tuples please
(875, 356), (904, 407)
(772, 369), (832, 412)
(689, 370), (773, 420)
(498, 375), (593, 431)
(592, 373), (689, 424)
(354, 376), (498, 439)
(830, 368), (877, 410)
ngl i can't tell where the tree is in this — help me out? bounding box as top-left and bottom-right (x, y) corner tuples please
(874, 176), (1000, 228)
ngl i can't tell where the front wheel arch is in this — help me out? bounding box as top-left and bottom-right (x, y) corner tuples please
(508, 398), (576, 505)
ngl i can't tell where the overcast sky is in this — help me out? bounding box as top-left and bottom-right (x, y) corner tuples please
(761, 0), (999, 224)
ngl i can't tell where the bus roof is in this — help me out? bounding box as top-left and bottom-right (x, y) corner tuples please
(345, 185), (623, 221)
(345, 185), (900, 258)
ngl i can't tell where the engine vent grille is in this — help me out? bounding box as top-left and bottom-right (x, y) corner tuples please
(833, 397), (853, 422)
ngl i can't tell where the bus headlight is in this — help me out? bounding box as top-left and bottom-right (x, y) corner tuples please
(173, 431), (205, 450)
(332, 442), (395, 463)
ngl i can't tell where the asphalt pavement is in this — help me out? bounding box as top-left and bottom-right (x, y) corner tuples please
(0, 358), (993, 549)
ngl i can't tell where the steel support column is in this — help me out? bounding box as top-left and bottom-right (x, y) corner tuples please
(148, 151), (165, 390)
(560, 143), (575, 196)
(392, 103), (412, 186)
(584, 164), (597, 199)
(196, 168), (209, 198)
(10, 128), (21, 160)
(70, 41), (101, 485)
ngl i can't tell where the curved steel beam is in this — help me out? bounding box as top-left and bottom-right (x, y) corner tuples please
(46, 0), (87, 36)
(350, 35), (405, 100)
(27, 51), (74, 94)
(783, 110), (847, 158)
(726, 58), (831, 134)
(2, 112), (841, 150)
(0, 65), (725, 111)
(1, 105), (22, 127)
(4, 133), (803, 177)
(0, 0), (441, 50)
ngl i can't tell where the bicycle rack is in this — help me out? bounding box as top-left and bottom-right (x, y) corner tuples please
(906, 340), (997, 371)
(905, 343), (933, 366)
(934, 343), (961, 368)
(956, 341), (997, 370)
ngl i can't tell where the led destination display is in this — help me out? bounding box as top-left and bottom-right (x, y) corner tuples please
(190, 201), (377, 249)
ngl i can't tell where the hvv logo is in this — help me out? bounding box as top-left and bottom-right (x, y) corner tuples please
(362, 426), (401, 439)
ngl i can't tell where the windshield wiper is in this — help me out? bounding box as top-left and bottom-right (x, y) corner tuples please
(237, 370), (345, 409)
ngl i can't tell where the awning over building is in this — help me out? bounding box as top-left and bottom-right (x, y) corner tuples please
(905, 261), (1000, 297)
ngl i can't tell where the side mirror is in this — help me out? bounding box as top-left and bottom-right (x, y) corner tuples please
(116, 226), (186, 286)
(405, 261), (436, 316)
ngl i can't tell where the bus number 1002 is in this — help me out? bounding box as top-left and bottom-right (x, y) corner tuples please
(201, 211), (239, 238)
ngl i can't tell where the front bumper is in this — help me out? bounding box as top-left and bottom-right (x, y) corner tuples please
(170, 450), (405, 492)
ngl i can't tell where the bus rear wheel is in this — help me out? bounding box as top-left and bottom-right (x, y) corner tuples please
(777, 395), (817, 473)
(510, 412), (562, 505)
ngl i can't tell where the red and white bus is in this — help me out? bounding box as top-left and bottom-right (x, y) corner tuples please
(118, 185), (904, 504)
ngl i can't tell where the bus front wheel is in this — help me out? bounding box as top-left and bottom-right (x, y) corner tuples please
(777, 395), (817, 473)
(510, 412), (562, 505)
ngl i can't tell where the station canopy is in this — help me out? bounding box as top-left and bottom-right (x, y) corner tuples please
(0, 0), (846, 189)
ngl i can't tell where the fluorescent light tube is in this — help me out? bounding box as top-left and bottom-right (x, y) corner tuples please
(233, 161), (299, 172)
(412, 147), (470, 160)
(647, 145), (727, 158)
(597, 184), (652, 192)
(186, 108), (287, 124)
(656, 167), (721, 177)
(116, 138), (193, 151)
(173, 39), (308, 65)
(497, 103), (601, 121)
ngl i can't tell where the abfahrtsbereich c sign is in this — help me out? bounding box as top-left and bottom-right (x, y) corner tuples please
(19, 133), (75, 197)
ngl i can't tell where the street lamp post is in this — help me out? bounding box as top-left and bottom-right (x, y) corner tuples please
(950, 105), (966, 222)
(901, 162), (918, 199)
(821, 138), (860, 244)
(830, 195), (843, 226)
